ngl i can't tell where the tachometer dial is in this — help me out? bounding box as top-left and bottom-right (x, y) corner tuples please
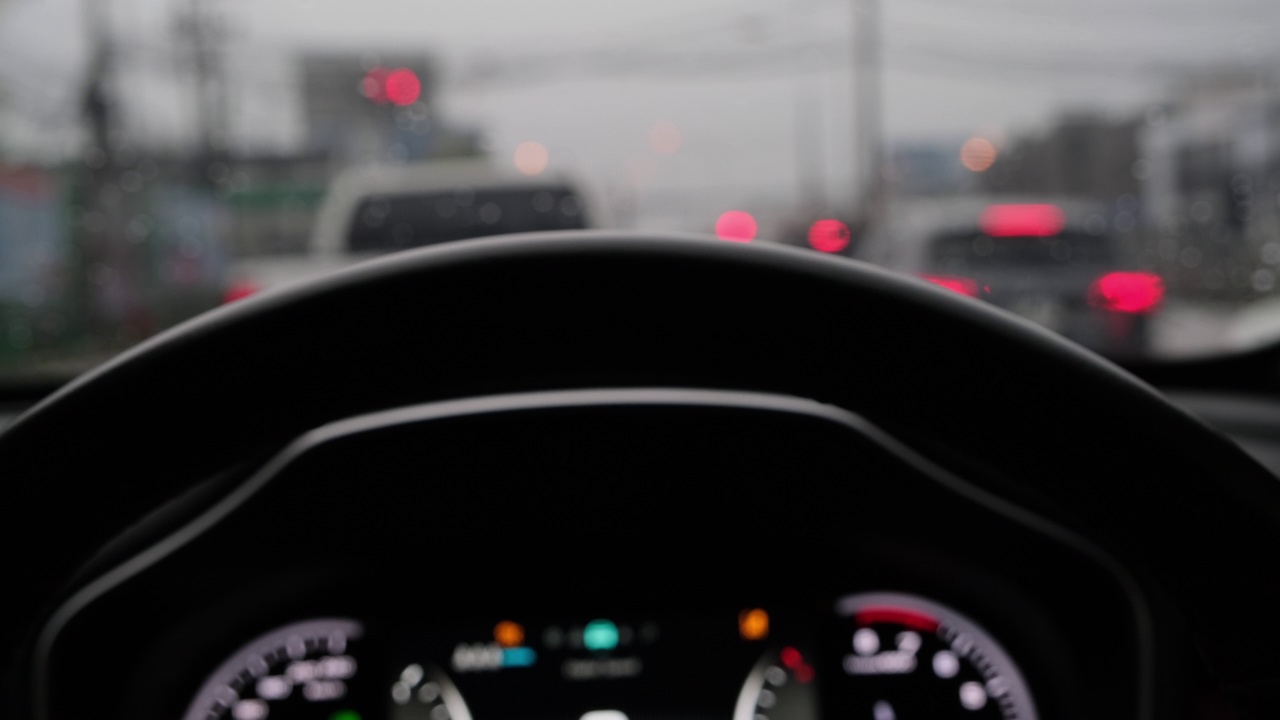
(734, 645), (818, 720)
(829, 593), (1037, 720)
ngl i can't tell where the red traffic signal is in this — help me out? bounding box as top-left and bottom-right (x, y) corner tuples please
(361, 67), (421, 106)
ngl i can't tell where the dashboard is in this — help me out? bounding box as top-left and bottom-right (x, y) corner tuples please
(36, 389), (1145, 720)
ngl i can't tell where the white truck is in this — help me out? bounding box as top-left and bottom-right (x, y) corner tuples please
(225, 158), (601, 301)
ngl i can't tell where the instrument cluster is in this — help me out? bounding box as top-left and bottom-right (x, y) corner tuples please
(184, 591), (1036, 720)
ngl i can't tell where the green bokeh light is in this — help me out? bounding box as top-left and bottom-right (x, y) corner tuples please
(583, 619), (619, 651)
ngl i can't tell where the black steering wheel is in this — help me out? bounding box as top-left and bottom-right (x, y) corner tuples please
(2, 232), (1279, 720)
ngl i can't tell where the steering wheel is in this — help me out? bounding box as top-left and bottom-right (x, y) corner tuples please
(2, 231), (1279, 720)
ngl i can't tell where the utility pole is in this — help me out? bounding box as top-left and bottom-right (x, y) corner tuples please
(81, 0), (113, 158)
(73, 0), (117, 343)
(174, 0), (229, 162)
(852, 0), (882, 224)
(791, 2), (826, 212)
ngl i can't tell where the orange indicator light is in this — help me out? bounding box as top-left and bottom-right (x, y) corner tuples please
(739, 608), (769, 640)
(495, 621), (525, 648)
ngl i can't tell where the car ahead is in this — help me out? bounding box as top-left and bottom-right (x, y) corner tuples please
(224, 158), (601, 301)
(853, 197), (1163, 357)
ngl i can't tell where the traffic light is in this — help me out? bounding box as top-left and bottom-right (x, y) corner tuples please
(361, 67), (421, 106)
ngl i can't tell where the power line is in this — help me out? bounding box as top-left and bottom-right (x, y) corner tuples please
(5, 1), (1260, 94)
(0, 29), (1245, 100)
(4, 0), (1268, 160)
(173, 0), (232, 158)
(437, 35), (1223, 92)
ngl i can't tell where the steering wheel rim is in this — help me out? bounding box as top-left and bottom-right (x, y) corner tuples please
(2, 231), (1279, 714)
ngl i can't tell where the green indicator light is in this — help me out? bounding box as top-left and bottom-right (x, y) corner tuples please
(583, 619), (619, 651)
(330, 711), (362, 720)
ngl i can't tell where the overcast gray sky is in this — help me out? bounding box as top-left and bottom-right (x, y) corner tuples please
(2, 0), (1279, 218)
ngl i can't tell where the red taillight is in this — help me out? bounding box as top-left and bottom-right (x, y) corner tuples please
(1089, 272), (1164, 314)
(918, 274), (978, 297)
(715, 210), (757, 242)
(980, 204), (1065, 237)
(223, 280), (260, 304)
(807, 219), (851, 253)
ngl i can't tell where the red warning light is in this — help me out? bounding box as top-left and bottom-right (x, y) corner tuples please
(807, 218), (851, 253)
(716, 210), (757, 242)
(385, 68), (421, 106)
(779, 647), (814, 683)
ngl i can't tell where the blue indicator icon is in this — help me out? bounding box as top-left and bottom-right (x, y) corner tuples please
(502, 647), (537, 667)
(583, 620), (619, 651)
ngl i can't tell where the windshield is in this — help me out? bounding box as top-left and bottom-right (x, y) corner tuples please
(348, 187), (587, 253)
(929, 232), (1117, 273)
(2, 0), (1278, 376)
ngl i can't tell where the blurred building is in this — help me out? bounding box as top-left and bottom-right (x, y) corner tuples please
(981, 114), (1142, 205)
(1140, 69), (1280, 297)
(0, 42), (490, 368)
(0, 166), (63, 304)
(1141, 70), (1280, 235)
(885, 141), (978, 197)
(0, 165), (67, 362)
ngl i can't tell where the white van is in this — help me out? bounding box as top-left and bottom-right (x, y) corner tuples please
(226, 158), (603, 299)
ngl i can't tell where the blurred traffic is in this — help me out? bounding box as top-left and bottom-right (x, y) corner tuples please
(1, 0), (1279, 375)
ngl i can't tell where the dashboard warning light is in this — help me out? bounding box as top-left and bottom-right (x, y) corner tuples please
(495, 621), (525, 648)
(739, 608), (769, 640)
(583, 620), (620, 651)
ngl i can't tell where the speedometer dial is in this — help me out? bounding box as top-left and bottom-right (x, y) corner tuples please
(182, 618), (366, 720)
(830, 593), (1037, 720)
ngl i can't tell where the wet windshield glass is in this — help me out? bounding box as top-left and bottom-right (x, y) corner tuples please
(2, 0), (1279, 376)
(348, 187), (587, 253)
